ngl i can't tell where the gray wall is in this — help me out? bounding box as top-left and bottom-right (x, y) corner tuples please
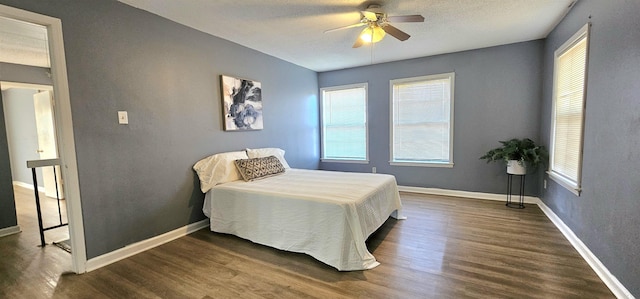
(540, 0), (640, 296)
(0, 90), (18, 230)
(0, 0), (319, 258)
(2, 88), (45, 186)
(319, 41), (544, 196)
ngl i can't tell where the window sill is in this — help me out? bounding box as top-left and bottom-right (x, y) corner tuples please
(547, 171), (581, 196)
(389, 161), (454, 168)
(321, 159), (369, 164)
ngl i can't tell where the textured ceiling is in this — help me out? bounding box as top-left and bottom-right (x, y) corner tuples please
(119, 0), (575, 72)
(0, 16), (50, 68)
(0, 1), (576, 72)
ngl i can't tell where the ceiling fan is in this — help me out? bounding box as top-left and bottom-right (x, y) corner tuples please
(325, 4), (425, 48)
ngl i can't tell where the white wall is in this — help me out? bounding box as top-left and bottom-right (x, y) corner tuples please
(1, 88), (44, 186)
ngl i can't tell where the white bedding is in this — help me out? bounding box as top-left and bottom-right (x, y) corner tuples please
(203, 169), (404, 271)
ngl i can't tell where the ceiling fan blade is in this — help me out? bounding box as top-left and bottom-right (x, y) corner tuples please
(361, 11), (378, 21)
(324, 22), (366, 33)
(382, 24), (411, 41)
(352, 37), (365, 48)
(386, 15), (425, 23)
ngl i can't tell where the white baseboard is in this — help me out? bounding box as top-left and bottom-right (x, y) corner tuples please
(12, 181), (44, 191)
(398, 186), (539, 204)
(398, 185), (634, 299)
(85, 219), (209, 272)
(0, 225), (21, 237)
(537, 201), (635, 299)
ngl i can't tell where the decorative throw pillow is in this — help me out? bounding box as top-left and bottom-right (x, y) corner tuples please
(246, 147), (291, 168)
(234, 155), (285, 181)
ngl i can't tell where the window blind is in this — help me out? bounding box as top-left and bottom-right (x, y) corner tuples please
(391, 73), (453, 165)
(321, 85), (367, 160)
(550, 25), (589, 192)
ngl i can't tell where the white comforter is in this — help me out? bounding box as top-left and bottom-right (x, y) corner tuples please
(203, 169), (404, 271)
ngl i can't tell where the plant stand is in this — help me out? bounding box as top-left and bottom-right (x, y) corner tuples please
(506, 174), (525, 209)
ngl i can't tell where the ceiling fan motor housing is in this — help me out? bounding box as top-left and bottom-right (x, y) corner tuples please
(366, 4), (385, 14)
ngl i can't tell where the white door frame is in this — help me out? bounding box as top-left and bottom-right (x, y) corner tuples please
(0, 4), (87, 273)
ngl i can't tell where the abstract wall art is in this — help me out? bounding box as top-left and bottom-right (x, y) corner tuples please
(220, 75), (263, 131)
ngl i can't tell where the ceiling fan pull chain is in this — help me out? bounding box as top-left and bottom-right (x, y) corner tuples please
(370, 41), (374, 65)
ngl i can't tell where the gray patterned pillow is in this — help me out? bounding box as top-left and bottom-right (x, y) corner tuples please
(234, 155), (285, 181)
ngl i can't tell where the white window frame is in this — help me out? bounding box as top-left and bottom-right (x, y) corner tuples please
(548, 23), (590, 196)
(320, 83), (369, 163)
(389, 72), (455, 168)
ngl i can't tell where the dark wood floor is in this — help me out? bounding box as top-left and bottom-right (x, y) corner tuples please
(0, 186), (70, 298)
(1, 189), (614, 298)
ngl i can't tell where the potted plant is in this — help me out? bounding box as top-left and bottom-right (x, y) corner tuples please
(480, 138), (548, 175)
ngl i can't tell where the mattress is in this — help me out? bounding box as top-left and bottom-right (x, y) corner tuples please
(203, 168), (404, 271)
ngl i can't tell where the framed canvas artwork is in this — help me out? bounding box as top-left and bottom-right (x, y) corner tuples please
(220, 75), (263, 131)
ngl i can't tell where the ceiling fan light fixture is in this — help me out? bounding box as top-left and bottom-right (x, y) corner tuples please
(359, 24), (385, 43)
(325, 4), (423, 49)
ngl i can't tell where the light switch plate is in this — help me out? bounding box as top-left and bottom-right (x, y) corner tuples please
(118, 111), (128, 124)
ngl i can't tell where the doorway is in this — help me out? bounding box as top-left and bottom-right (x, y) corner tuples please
(0, 4), (86, 273)
(1, 82), (68, 245)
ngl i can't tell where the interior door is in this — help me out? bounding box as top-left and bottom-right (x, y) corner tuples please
(33, 90), (64, 199)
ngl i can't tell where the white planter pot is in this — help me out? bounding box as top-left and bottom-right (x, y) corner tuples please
(507, 160), (527, 175)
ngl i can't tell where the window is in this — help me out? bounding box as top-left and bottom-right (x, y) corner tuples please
(549, 24), (590, 195)
(390, 73), (454, 167)
(320, 84), (368, 162)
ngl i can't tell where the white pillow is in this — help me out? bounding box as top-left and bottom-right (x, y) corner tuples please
(193, 151), (248, 193)
(246, 147), (290, 168)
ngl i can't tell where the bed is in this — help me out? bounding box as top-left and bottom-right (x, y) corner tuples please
(194, 148), (404, 271)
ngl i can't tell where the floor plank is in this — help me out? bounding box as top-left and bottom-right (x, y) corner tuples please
(0, 189), (615, 298)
